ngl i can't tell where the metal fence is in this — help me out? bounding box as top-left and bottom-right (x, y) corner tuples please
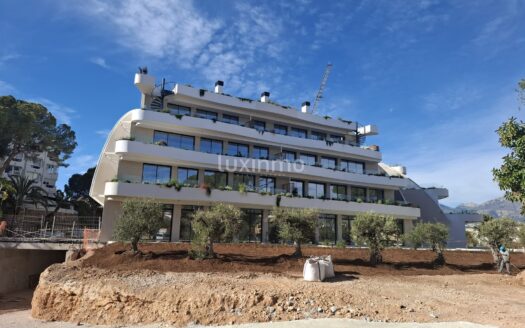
(0, 214), (101, 243)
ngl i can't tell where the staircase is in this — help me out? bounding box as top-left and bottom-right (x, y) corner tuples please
(149, 89), (174, 111)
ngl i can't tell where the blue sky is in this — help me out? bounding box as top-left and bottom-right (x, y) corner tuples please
(1, 0), (524, 206)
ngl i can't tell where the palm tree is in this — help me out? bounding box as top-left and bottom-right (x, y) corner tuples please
(8, 175), (47, 214)
(45, 190), (71, 220)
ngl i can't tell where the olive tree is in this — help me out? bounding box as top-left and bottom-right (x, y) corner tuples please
(477, 217), (518, 264)
(191, 203), (242, 258)
(352, 212), (399, 265)
(113, 199), (164, 253)
(270, 207), (318, 257)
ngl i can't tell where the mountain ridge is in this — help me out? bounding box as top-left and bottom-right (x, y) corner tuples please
(440, 197), (524, 222)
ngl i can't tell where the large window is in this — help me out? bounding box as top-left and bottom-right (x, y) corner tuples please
(253, 120), (266, 131)
(341, 215), (355, 244)
(196, 109), (218, 120)
(177, 167), (199, 186)
(318, 214), (337, 245)
(200, 138), (223, 154)
(227, 142), (249, 157)
(290, 180), (304, 197)
(222, 114), (239, 125)
(142, 164), (171, 184)
(290, 127), (307, 138)
(180, 206), (200, 241)
(282, 150), (296, 162)
(204, 170), (228, 188)
(167, 103), (191, 116)
(153, 131), (194, 150)
(321, 157), (337, 169)
(369, 188), (384, 202)
(233, 173), (256, 191)
(350, 186), (367, 201)
(340, 160), (365, 174)
(310, 130), (326, 141)
(330, 184), (347, 200)
(154, 205), (174, 242)
(258, 176), (275, 193)
(253, 146), (269, 159)
(308, 182), (325, 199)
(274, 124), (287, 135)
(238, 209), (263, 242)
(300, 153), (316, 166)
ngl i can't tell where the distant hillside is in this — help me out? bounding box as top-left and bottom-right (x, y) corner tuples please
(441, 197), (525, 222)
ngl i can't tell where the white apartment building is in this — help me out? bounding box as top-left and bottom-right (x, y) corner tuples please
(3, 152), (58, 194)
(90, 71), (421, 243)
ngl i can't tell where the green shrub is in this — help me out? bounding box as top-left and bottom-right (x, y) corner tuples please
(113, 199), (164, 252)
(191, 203), (242, 258)
(270, 207), (318, 257)
(351, 212), (399, 265)
(478, 217), (518, 264)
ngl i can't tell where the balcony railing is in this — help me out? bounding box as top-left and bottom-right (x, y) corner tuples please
(148, 108), (375, 150)
(108, 177), (418, 208)
(118, 138), (402, 180)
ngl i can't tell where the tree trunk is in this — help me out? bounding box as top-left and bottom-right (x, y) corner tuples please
(292, 241), (302, 257)
(206, 237), (216, 258)
(434, 251), (445, 266)
(369, 248), (382, 266)
(0, 150), (18, 176)
(131, 238), (139, 253)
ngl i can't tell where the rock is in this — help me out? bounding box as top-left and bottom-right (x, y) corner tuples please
(430, 312), (439, 319)
(400, 304), (406, 309)
(266, 306), (275, 314)
(317, 307), (323, 313)
(330, 306), (338, 314)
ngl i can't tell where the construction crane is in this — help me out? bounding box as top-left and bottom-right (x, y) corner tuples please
(311, 63), (333, 114)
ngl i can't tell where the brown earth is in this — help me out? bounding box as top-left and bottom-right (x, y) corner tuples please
(82, 242), (525, 276)
(31, 243), (525, 328)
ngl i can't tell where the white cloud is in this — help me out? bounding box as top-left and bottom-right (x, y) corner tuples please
(66, 0), (290, 97)
(95, 129), (110, 138)
(386, 92), (518, 206)
(30, 98), (76, 125)
(421, 84), (482, 113)
(89, 57), (110, 69)
(0, 80), (16, 94)
(0, 53), (20, 67)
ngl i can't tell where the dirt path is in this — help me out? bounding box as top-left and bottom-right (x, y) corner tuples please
(0, 310), (498, 328)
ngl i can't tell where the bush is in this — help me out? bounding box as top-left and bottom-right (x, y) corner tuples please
(191, 203), (242, 258)
(270, 207), (318, 257)
(478, 217), (518, 264)
(351, 212), (399, 265)
(113, 199), (164, 252)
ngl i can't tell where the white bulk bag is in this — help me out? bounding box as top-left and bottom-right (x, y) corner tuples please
(303, 258), (325, 281)
(319, 255), (335, 278)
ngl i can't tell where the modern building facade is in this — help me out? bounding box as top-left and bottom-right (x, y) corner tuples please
(90, 71), (421, 244)
(2, 152), (58, 194)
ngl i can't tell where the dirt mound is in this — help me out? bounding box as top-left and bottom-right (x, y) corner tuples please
(81, 243), (525, 276)
(32, 261), (525, 328)
(518, 271), (525, 286)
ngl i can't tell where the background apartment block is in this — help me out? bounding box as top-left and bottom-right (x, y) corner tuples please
(2, 152), (58, 194)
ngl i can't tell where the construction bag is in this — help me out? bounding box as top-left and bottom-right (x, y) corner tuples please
(303, 257), (325, 281)
(319, 255), (335, 278)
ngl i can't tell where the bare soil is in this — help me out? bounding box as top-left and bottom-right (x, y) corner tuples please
(82, 242), (525, 276)
(31, 243), (525, 328)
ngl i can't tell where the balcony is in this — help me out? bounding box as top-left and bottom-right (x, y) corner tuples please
(114, 140), (407, 189)
(130, 109), (382, 161)
(104, 181), (420, 219)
